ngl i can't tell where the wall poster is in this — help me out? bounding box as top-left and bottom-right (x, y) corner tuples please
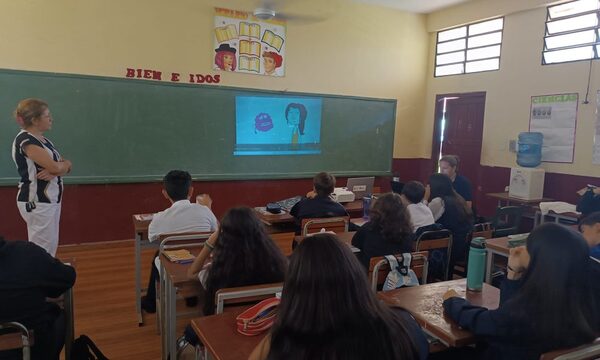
(214, 8), (286, 77)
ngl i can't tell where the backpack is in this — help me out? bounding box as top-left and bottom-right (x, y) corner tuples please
(70, 335), (109, 360)
(382, 254), (419, 291)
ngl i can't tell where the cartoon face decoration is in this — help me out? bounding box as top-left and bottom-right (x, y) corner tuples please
(255, 113), (274, 132)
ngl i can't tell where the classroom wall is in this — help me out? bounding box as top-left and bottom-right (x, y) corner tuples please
(0, 0), (427, 243)
(422, 1), (600, 177)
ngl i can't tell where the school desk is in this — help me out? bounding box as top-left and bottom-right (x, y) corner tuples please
(485, 192), (554, 207)
(132, 213), (158, 326)
(191, 309), (261, 360)
(294, 231), (360, 253)
(484, 237), (510, 284)
(535, 210), (579, 226)
(158, 248), (202, 360)
(253, 199), (364, 226)
(378, 279), (500, 348)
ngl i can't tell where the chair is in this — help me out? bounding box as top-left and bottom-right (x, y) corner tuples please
(214, 282), (284, 314)
(156, 232), (212, 334)
(269, 232), (295, 257)
(414, 229), (453, 281)
(491, 206), (525, 237)
(368, 251), (429, 291)
(453, 223), (493, 278)
(0, 322), (32, 360)
(301, 216), (349, 236)
(539, 338), (600, 360)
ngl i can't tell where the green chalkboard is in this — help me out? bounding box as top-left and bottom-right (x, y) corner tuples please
(0, 69), (396, 185)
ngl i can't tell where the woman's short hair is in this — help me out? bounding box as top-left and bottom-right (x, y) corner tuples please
(439, 155), (459, 169)
(370, 193), (413, 243)
(313, 172), (335, 197)
(14, 98), (48, 127)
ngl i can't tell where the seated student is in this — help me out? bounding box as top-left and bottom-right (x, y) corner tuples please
(179, 207), (288, 349)
(352, 193), (414, 269)
(289, 172), (348, 227)
(578, 211), (600, 260)
(141, 170), (218, 313)
(439, 155), (473, 209)
(576, 185), (600, 218)
(400, 181), (435, 232)
(0, 237), (76, 360)
(427, 173), (473, 274)
(249, 233), (429, 360)
(442, 224), (599, 360)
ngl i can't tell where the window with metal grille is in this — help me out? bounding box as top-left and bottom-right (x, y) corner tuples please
(543, 0), (600, 64)
(435, 18), (504, 77)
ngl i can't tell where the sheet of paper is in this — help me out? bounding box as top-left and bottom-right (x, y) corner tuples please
(529, 93), (578, 163)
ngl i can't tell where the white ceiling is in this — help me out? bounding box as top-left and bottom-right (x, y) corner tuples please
(353, 0), (472, 14)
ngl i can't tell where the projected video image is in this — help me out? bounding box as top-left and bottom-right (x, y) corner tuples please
(234, 96), (322, 155)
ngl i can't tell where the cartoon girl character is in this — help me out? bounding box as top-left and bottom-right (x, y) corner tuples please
(214, 44), (237, 71)
(262, 51), (283, 76)
(285, 103), (307, 145)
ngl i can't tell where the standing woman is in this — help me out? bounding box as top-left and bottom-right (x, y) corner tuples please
(12, 99), (72, 256)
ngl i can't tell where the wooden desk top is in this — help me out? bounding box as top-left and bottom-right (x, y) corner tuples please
(378, 279), (500, 348)
(254, 200), (364, 226)
(132, 213), (153, 238)
(160, 248), (201, 285)
(485, 237), (510, 255)
(485, 192), (554, 205)
(191, 309), (262, 360)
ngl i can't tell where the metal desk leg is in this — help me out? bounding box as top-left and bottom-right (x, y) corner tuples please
(168, 277), (177, 360)
(485, 250), (493, 284)
(64, 287), (74, 360)
(160, 261), (168, 360)
(135, 232), (144, 326)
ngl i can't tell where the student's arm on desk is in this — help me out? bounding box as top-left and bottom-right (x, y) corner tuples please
(248, 333), (271, 360)
(442, 296), (507, 338)
(187, 230), (218, 280)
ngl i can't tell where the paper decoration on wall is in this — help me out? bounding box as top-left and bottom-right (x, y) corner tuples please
(593, 91), (600, 164)
(529, 93), (578, 163)
(214, 7), (286, 77)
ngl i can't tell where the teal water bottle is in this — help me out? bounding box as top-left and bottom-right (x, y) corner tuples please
(466, 237), (487, 292)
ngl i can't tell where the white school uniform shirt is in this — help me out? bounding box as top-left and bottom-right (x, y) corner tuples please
(428, 197), (446, 221)
(407, 202), (435, 232)
(148, 199), (218, 242)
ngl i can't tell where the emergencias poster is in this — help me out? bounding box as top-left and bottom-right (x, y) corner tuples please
(213, 8), (286, 77)
(529, 93), (578, 163)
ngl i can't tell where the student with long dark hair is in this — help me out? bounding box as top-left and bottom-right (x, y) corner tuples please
(427, 173), (473, 271)
(179, 207), (288, 349)
(249, 233), (429, 360)
(443, 223), (599, 360)
(352, 192), (414, 269)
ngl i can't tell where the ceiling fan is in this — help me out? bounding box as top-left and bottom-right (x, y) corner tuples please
(248, 0), (331, 23)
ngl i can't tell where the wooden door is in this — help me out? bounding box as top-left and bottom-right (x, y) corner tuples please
(432, 92), (486, 209)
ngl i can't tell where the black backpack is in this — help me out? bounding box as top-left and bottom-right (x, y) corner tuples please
(70, 335), (108, 360)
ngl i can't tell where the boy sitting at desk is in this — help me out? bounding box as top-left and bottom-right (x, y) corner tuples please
(141, 170), (218, 313)
(0, 236), (76, 360)
(400, 181), (435, 233)
(289, 172), (348, 230)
